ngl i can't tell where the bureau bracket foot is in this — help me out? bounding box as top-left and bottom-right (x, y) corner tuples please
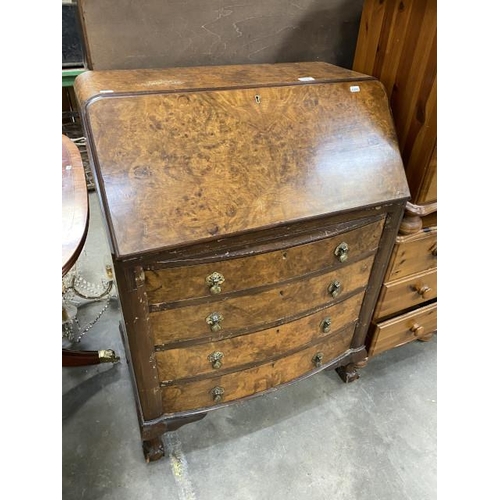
(142, 437), (165, 463)
(335, 357), (368, 383)
(335, 364), (359, 383)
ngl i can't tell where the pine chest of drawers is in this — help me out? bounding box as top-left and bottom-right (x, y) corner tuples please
(75, 62), (410, 462)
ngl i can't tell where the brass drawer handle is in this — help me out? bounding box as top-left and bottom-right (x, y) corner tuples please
(206, 272), (225, 294)
(312, 352), (324, 368)
(321, 317), (332, 333)
(414, 284), (432, 299)
(210, 386), (225, 403)
(334, 242), (349, 263)
(206, 312), (224, 332)
(328, 280), (342, 298)
(410, 323), (425, 337)
(208, 351), (224, 369)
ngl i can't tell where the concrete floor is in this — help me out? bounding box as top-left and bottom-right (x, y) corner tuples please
(62, 192), (437, 500)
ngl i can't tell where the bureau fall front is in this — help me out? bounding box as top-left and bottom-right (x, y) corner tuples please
(75, 62), (410, 462)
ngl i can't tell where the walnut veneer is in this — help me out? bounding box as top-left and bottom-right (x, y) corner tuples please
(75, 62), (409, 462)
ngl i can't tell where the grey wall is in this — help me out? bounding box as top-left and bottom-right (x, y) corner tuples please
(79, 0), (364, 70)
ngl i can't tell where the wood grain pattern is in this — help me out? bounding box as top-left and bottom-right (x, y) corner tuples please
(145, 218), (384, 303)
(368, 302), (436, 356)
(155, 293), (364, 382)
(113, 264), (163, 421)
(353, 0), (437, 205)
(75, 62), (371, 103)
(62, 134), (89, 276)
(161, 323), (356, 413)
(78, 62), (410, 449)
(385, 228), (437, 281)
(149, 255), (375, 345)
(374, 268), (437, 319)
(77, 66), (408, 258)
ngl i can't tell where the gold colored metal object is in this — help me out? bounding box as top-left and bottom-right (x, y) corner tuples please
(321, 317), (332, 333)
(334, 242), (349, 263)
(98, 349), (120, 364)
(206, 272), (225, 294)
(206, 312), (224, 332)
(312, 352), (324, 368)
(328, 280), (342, 298)
(208, 351), (224, 369)
(210, 386), (225, 403)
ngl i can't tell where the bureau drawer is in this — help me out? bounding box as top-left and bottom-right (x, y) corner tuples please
(374, 268), (437, 319)
(161, 323), (356, 414)
(145, 218), (384, 303)
(155, 292), (364, 382)
(385, 229), (437, 281)
(150, 255), (374, 345)
(368, 302), (437, 357)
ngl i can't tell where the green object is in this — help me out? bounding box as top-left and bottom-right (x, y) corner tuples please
(62, 68), (86, 87)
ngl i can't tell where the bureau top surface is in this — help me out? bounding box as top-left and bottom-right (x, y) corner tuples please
(76, 62), (409, 259)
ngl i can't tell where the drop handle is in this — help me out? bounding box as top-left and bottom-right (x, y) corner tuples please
(410, 323), (425, 337)
(208, 351), (224, 369)
(206, 312), (224, 332)
(210, 386), (225, 403)
(328, 280), (342, 298)
(321, 317), (332, 333)
(413, 284), (432, 299)
(334, 242), (349, 263)
(312, 352), (324, 368)
(206, 272), (225, 294)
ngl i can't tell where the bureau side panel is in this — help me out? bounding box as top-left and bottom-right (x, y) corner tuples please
(113, 262), (163, 421)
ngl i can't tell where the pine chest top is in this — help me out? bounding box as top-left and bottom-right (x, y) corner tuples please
(75, 62), (409, 259)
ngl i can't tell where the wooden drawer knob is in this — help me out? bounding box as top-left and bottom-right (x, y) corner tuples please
(206, 272), (225, 294)
(414, 284), (432, 299)
(410, 323), (425, 337)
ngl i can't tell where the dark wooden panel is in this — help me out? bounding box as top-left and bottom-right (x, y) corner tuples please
(150, 256), (375, 345)
(77, 0), (364, 70)
(145, 218), (384, 303)
(155, 292), (364, 381)
(161, 323), (356, 413)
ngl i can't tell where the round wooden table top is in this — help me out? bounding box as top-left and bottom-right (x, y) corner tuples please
(62, 135), (89, 276)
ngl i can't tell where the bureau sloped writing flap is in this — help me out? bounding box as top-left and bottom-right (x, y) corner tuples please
(76, 63), (409, 258)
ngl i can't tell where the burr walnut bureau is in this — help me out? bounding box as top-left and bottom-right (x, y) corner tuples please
(74, 62), (410, 462)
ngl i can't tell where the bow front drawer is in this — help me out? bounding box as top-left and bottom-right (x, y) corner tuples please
(160, 323), (357, 414)
(144, 218), (384, 303)
(155, 292), (365, 382)
(149, 255), (375, 345)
